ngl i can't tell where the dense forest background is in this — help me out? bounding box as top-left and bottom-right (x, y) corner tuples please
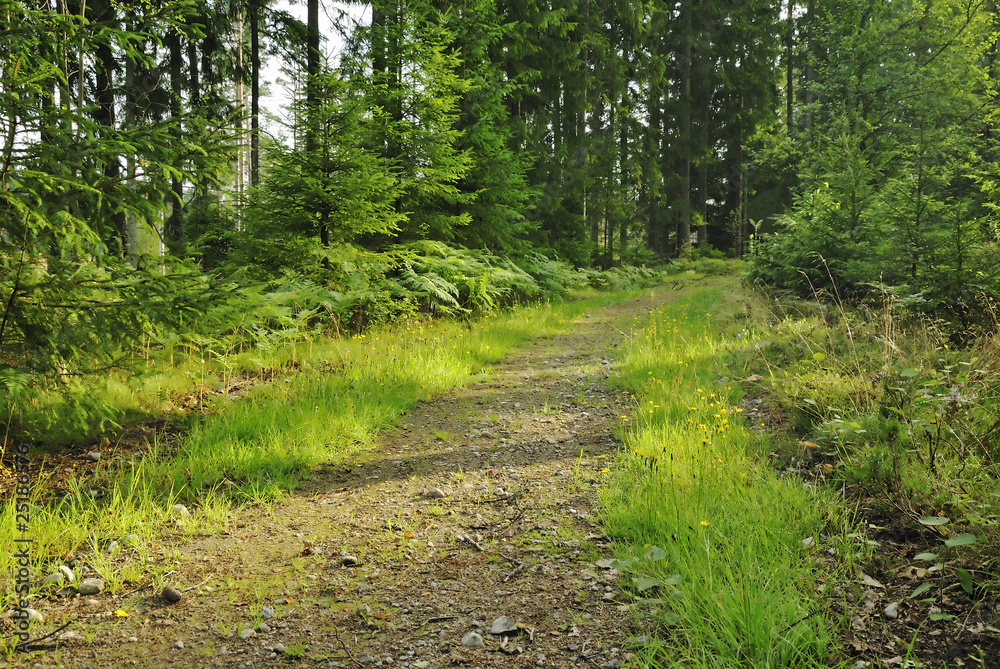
(1, 0), (998, 396)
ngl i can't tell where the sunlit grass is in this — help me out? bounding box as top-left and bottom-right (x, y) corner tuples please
(603, 280), (835, 668)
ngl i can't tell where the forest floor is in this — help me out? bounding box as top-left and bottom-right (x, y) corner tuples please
(8, 280), (1000, 669)
(8, 295), (659, 669)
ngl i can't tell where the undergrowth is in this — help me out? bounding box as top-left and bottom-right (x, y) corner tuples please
(603, 269), (1000, 666)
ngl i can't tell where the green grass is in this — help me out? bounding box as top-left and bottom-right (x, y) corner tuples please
(602, 279), (835, 668)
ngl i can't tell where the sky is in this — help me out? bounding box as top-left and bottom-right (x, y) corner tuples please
(258, 1), (370, 134)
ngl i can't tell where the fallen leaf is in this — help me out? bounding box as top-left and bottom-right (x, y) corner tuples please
(861, 572), (885, 588)
(897, 566), (930, 580)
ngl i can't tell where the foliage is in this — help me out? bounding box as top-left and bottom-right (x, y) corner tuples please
(0, 0), (230, 392)
(747, 0), (1000, 331)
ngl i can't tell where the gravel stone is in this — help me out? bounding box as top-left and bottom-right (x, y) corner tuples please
(163, 586), (183, 603)
(490, 616), (518, 635)
(78, 578), (105, 595)
(461, 632), (485, 647)
(261, 605), (275, 619)
(42, 572), (65, 587)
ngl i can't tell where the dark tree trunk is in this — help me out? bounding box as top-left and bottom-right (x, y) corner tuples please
(165, 29), (184, 248)
(250, 0), (260, 187)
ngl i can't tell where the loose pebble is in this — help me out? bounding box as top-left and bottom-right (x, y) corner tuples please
(163, 586), (183, 603)
(170, 504), (190, 518)
(490, 616), (517, 635)
(461, 632), (484, 648)
(261, 605), (275, 619)
(239, 628), (255, 640)
(173, 640), (184, 650)
(274, 643), (286, 654)
(78, 578), (105, 595)
(427, 487), (447, 498)
(43, 572), (65, 587)
(87, 452), (101, 462)
(884, 602), (899, 619)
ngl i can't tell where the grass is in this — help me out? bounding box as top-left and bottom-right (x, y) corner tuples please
(602, 270), (1000, 666)
(601, 279), (837, 668)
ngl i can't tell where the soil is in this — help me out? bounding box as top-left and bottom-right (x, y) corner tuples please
(4, 298), (655, 669)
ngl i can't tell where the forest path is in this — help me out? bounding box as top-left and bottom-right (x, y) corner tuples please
(37, 292), (672, 669)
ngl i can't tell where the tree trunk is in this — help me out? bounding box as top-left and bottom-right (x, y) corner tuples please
(165, 29), (184, 248)
(92, 0), (124, 253)
(250, 0), (260, 187)
(676, 0), (692, 256)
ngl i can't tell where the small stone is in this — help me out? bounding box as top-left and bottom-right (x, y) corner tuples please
(78, 578), (105, 595)
(274, 643), (286, 654)
(802, 536), (815, 549)
(59, 565), (75, 583)
(239, 628), (255, 640)
(123, 534), (140, 546)
(427, 487), (447, 499)
(218, 646), (228, 655)
(87, 452), (101, 462)
(174, 640), (184, 650)
(105, 540), (120, 554)
(43, 572), (65, 587)
(170, 504), (190, 518)
(258, 622), (270, 633)
(461, 632), (484, 648)
(357, 602), (371, 617)
(84, 598), (100, 607)
(163, 586), (183, 603)
(128, 636), (138, 642)
(20, 608), (44, 624)
(490, 616), (518, 635)
(607, 659), (622, 669)
(884, 602), (899, 619)
(261, 605), (275, 619)
(359, 655), (377, 665)
(929, 606), (942, 615)
(340, 555), (359, 567)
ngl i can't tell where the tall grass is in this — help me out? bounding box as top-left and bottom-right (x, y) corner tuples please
(602, 280), (835, 667)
